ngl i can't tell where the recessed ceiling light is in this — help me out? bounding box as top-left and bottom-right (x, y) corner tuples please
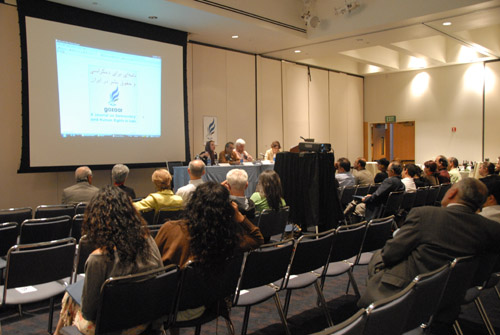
(294, 50), (301, 53)
(148, 16), (158, 20)
(232, 35), (239, 39)
(442, 21), (452, 26)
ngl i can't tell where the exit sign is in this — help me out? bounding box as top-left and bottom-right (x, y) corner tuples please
(385, 115), (396, 123)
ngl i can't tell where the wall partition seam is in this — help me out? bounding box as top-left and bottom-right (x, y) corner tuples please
(281, 61), (285, 150)
(482, 61), (486, 161)
(254, 55), (258, 157)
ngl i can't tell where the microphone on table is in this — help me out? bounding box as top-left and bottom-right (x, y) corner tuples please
(259, 153), (265, 159)
(300, 136), (306, 141)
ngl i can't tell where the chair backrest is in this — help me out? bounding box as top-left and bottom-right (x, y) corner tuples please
(425, 185), (440, 206)
(413, 187), (428, 207)
(19, 215), (72, 244)
(400, 191), (417, 211)
(367, 183), (381, 194)
(380, 191), (404, 217)
(359, 216), (394, 255)
(177, 254), (244, 311)
(74, 235), (97, 281)
(157, 207), (184, 225)
(287, 229), (336, 279)
(95, 265), (179, 334)
(330, 222), (367, 263)
(257, 207), (289, 242)
(139, 208), (156, 226)
(311, 308), (366, 335)
(234, 239), (295, 304)
(147, 224), (164, 238)
(363, 281), (416, 335)
(355, 185), (370, 197)
(4, 238), (76, 294)
(340, 186), (357, 207)
(403, 262), (452, 332)
(0, 207), (32, 235)
(435, 183), (452, 204)
(0, 222), (18, 257)
(71, 214), (84, 241)
(75, 202), (87, 215)
(34, 204), (76, 219)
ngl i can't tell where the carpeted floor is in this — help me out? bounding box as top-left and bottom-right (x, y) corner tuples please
(1, 266), (499, 335)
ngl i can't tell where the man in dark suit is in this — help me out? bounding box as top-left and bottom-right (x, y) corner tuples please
(112, 164), (136, 199)
(358, 178), (500, 330)
(61, 166), (99, 204)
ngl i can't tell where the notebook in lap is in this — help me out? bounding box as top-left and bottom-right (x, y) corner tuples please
(66, 279), (84, 306)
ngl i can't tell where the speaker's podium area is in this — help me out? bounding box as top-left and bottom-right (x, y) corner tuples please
(274, 142), (343, 232)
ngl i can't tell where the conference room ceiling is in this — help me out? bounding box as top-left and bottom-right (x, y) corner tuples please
(48, 0), (500, 76)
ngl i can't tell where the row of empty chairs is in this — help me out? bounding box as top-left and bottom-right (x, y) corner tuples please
(0, 203), (87, 224)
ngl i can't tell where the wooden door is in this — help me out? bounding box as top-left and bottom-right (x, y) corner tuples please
(393, 122), (415, 164)
(371, 124), (389, 160)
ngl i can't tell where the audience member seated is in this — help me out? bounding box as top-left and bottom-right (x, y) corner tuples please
(358, 178), (500, 333)
(233, 138), (253, 162)
(435, 155), (451, 184)
(447, 157), (462, 184)
(353, 161), (405, 221)
(222, 169), (256, 219)
(62, 166), (99, 204)
(154, 182), (264, 321)
(480, 178), (500, 223)
(111, 164), (136, 199)
(134, 169), (183, 213)
(176, 160), (205, 204)
(264, 141), (281, 161)
(374, 158), (390, 183)
(413, 165), (431, 188)
(219, 141), (238, 164)
(401, 164), (417, 192)
(250, 170), (286, 212)
(199, 140), (218, 166)
(55, 186), (163, 335)
(335, 157), (355, 187)
(352, 157), (374, 185)
(423, 160), (439, 186)
(479, 161), (500, 183)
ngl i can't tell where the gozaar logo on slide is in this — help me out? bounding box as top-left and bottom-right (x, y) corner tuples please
(108, 86), (119, 106)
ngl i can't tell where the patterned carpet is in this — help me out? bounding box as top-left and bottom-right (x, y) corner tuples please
(1, 266), (499, 335)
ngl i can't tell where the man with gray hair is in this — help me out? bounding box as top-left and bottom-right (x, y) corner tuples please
(112, 164), (135, 199)
(175, 159), (205, 204)
(359, 178), (500, 331)
(234, 138), (253, 162)
(222, 168), (256, 219)
(62, 166), (99, 204)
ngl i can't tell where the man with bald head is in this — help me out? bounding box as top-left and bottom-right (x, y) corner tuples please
(359, 178), (500, 331)
(61, 166), (99, 204)
(175, 159), (205, 204)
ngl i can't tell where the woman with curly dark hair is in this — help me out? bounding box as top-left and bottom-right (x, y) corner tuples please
(250, 170), (286, 212)
(155, 181), (263, 321)
(55, 185), (163, 335)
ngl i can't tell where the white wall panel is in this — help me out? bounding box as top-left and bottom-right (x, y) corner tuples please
(309, 68), (330, 144)
(282, 62), (309, 151)
(484, 61), (500, 161)
(329, 72), (349, 159)
(347, 75), (364, 160)
(257, 57), (283, 156)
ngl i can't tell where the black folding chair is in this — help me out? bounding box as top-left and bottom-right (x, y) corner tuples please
(157, 207), (184, 225)
(19, 215), (72, 244)
(71, 214), (84, 241)
(367, 183), (381, 194)
(61, 265), (180, 335)
(139, 208), (156, 226)
(172, 254), (244, 335)
(339, 186), (357, 209)
(355, 184), (370, 197)
(378, 191), (404, 218)
(0, 222), (18, 270)
(75, 202), (87, 215)
(35, 204), (76, 219)
(233, 239), (296, 335)
(0, 207), (32, 235)
(435, 183), (451, 206)
(147, 224), (164, 238)
(72, 235), (96, 282)
(425, 185), (440, 206)
(281, 229), (336, 327)
(413, 187), (429, 208)
(311, 308), (366, 335)
(256, 206), (289, 243)
(2, 238), (76, 334)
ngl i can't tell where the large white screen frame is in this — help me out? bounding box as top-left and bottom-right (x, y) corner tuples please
(22, 13), (186, 169)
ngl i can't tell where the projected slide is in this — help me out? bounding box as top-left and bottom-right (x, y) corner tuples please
(56, 40), (161, 137)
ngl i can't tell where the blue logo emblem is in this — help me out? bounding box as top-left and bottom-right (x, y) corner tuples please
(208, 118), (216, 136)
(108, 86), (119, 106)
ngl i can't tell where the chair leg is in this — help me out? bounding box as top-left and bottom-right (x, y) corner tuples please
(453, 320), (464, 335)
(283, 290), (292, 318)
(474, 297), (496, 335)
(241, 306), (251, 335)
(224, 317), (235, 335)
(346, 268), (361, 298)
(194, 325), (201, 335)
(18, 304), (23, 317)
(314, 281), (334, 327)
(48, 297), (55, 335)
(273, 294), (291, 335)
(495, 285), (500, 300)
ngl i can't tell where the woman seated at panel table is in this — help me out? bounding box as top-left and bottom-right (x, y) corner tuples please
(199, 140), (218, 166)
(264, 141), (281, 162)
(250, 170), (286, 213)
(55, 186), (163, 335)
(134, 169), (183, 212)
(154, 181), (264, 321)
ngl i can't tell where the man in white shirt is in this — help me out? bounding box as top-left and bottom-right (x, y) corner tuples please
(401, 164), (417, 192)
(175, 159), (205, 204)
(335, 157), (355, 187)
(480, 178), (500, 223)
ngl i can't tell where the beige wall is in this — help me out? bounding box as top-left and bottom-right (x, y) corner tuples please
(484, 61), (500, 162)
(365, 63), (489, 164)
